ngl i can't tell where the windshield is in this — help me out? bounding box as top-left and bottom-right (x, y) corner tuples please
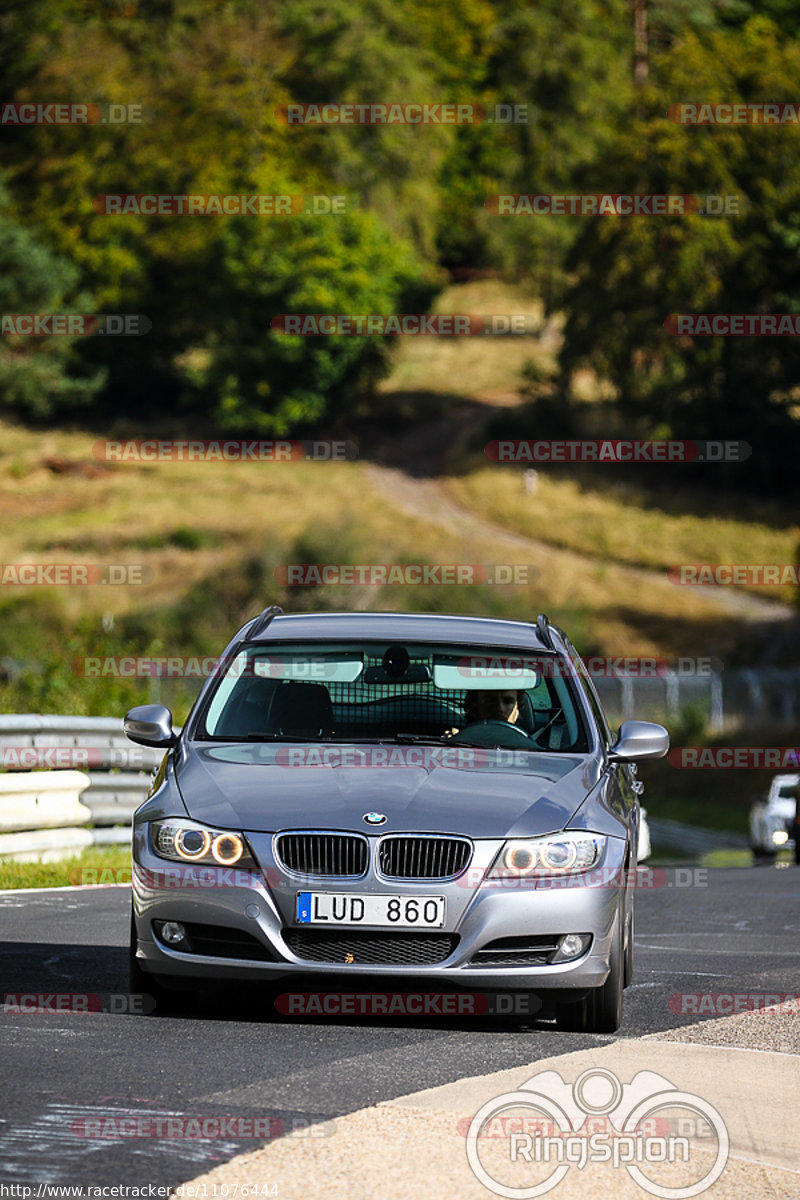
(196, 640), (590, 752)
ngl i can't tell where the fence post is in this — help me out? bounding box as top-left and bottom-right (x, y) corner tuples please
(709, 671), (724, 733)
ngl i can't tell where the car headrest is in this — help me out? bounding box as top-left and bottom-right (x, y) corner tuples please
(267, 681), (334, 736)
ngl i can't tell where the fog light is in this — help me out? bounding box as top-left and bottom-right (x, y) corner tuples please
(553, 933), (591, 962)
(160, 921), (186, 946)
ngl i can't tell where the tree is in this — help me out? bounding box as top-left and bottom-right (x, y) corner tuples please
(556, 16), (800, 493)
(0, 176), (104, 419)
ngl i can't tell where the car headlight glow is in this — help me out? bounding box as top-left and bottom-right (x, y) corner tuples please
(503, 844), (537, 873)
(491, 833), (605, 878)
(150, 820), (256, 869)
(176, 827), (211, 860)
(212, 833), (245, 865)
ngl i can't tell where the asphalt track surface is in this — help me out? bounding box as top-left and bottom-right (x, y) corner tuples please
(0, 866), (798, 1192)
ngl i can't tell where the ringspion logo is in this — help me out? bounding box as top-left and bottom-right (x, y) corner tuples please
(466, 1067), (728, 1198)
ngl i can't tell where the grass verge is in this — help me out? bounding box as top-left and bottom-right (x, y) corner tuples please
(0, 844), (131, 890)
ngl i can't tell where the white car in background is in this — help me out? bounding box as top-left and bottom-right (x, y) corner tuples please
(749, 774), (798, 858)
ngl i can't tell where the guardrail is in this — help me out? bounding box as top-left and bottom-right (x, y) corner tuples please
(0, 769), (94, 861)
(0, 715), (160, 860)
(647, 817), (749, 855)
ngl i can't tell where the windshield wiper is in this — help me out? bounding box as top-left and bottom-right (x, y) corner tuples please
(393, 733), (449, 744)
(200, 732), (332, 743)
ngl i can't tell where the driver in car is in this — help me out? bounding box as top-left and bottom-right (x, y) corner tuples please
(463, 689), (521, 725)
(444, 689), (523, 737)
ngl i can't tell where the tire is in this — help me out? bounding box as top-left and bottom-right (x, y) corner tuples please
(623, 899), (634, 989)
(128, 907), (192, 1014)
(555, 915), (624, 1033)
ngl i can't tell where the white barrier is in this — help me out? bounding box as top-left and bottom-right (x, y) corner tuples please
(0, 714), (161, 838)
(0, 770), (92, 833)
(0, 714), (163, 771)
(0, 769), (93, 861)
(0, 826), (94, 862)
(0, 715), (163, 859)
(81, 772), (151, 826)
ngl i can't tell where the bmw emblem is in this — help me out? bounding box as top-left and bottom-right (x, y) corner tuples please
(363, 811), (386, 825)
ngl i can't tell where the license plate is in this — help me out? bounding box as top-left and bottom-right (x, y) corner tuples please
(296, 892), (446, 928)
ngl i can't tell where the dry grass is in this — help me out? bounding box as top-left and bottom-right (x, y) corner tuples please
(446, 468), (800, 604)
(0, 412), (780, 663)
(377, 279), (553, 399)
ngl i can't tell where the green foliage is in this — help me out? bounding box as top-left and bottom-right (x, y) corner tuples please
(1, 0), (799, 460)
(0, 176), (105, 418)
(181, 207), (439, 433)
(557, 17), (800, 493)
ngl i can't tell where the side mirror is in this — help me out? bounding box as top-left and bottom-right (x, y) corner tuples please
(608, 720), (669, 762)
(124, 704), (178, 748)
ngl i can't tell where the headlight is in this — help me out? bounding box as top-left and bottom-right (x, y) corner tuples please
(150, 820), (257, 868)
(489, 833), (605, 878)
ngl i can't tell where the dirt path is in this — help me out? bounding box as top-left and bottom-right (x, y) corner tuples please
(363, 462), (795, 624)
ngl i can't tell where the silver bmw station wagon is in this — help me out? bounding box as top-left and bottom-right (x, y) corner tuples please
(126, 608), (668, 1031)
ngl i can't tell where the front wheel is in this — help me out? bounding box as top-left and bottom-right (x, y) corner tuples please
(555, 917), (623, 1033)
(623, 900), (634, 989)
(128, 906), (193, 1014)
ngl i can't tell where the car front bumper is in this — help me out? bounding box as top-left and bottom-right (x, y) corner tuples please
(131, 825), (627, 994)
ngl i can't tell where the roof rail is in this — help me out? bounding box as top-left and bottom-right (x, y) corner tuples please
(536, 613), (554, 649)
(247, 604), (284, 639)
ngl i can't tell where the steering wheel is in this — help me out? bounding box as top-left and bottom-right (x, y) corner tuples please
(448, 719), (533, 747)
